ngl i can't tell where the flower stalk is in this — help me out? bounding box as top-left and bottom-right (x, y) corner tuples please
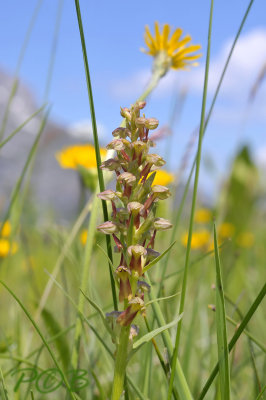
(97, 102), (173, 399)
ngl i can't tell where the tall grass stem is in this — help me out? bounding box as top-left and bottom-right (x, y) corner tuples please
(167, 1), (213, 398)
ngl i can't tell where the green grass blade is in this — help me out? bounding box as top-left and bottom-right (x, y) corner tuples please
(146, 291), (180, 307)
(167, 1), (213, 398)
(143, 241), (176, 273)
(0, 105), (46, 149)
(80, 289), (116, 340)
(145, 273), (193, 400)
(133, 314), (183, 350)
(0, 281), (76, 400)
(159, 0), (255, 289)
(74, 0), (117, 310)
(0, 79), (18, 142)
(43, 272), (146, 399)
(198, 283), (266, 399)
(213, 223), (231, 400)
(71, 192), (100, 369)
(0, 367), (9, 400)
(40, 307), (71, 372)
(226, 315), (266, 353)
(34, 197), (93, 322)
(0, 0), (44, 142)
(1, 109), (50, 230)
(255, 385), (266, 400)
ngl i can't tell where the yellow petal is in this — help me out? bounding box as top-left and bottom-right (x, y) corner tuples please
(0, 221), (11, 237)
(0, 239), (10, 257)
(169, 34), (191, 53)
(154, 22), (161, 49)
(195, 208), (212, 224)
(144, 26), (158, 53)
(162, 24), (171, 50)
(168, 28), (183, 50)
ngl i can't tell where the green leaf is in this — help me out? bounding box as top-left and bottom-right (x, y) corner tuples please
(0, 281), (76, 400)
(0, 105), (46, 149)
(198, 282), (266, 399)
(213, 223), (231, 400)
(133, 313), (183, 350)
(40, 308), (71, 372)
(79, 289), (116, 341)
(143, 241), (176, 273)
(146, 291), (180, 307)
(0, 367), (9, 400)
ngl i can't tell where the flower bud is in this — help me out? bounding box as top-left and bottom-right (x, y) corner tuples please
(152, 185), (171, 200)
(129, 324), (139, 340)
(97, 221), (118, 235)
(132, 141), (147, 157)
(146, 154), (166, 167)
(137, 280), (150, 293)
(135, 101), (146, 110)
(127, 202), (144, 215)
(118, 172), (136, 186)
(106, 139), (126, 151)
(117, 297), (145, 326)
(154, 217), (173, 230)
(116, 265), (132, 302)
(145, 118), (159, 130)
(97, 190), (117, 201)
(120, 107), (131, 120)
(100, 158), (120, 171)
(135, 117), (147, 127)
(128, 245), (147, 275)
(112, 127), (131, 139)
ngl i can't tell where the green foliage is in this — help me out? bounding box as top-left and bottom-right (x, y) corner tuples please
(41, 308), (71, 372)
(0, 0), (265, 399)
(222, 145), (258, 231)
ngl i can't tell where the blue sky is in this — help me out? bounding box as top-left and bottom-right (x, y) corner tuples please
(0, 0), (266, 198)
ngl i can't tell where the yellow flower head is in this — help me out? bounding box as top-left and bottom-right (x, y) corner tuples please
(194, 208), (212, 224)
(142, 22), (201, 73)
(0, 239), (18, 258)
(218, 222), (235, 238)
(236, 232), (254, 248)
(80, 229), (88, 246)
(149, 170), (174, 186)
(181, 229), (210, 250)
(0, 221), (11, 237)
(56, 144), (107, 170)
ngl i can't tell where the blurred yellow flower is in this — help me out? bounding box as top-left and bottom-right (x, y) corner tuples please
(56, 144), (107, 170)
(0, 239), (18, 258)
(0, 221), (11, 237)
(80, 229), (88, 246)
(194, 208), (212, 223)
(142, 22), (201, 71)
(236, 232), (254, 248)
(218, 222), (235, 238)
(181, 230), (210, 250)
(149, 170), (174, 186)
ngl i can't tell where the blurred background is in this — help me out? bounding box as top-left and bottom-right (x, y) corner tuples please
(0, 0), (266, 219)
(0, 3), (265, 399)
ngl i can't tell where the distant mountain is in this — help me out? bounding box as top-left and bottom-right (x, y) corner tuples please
(0, 68), (88, 221)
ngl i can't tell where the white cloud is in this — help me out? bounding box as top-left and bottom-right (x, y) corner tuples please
(111, 28), (266, 101)
(255, 146), (266, 168)
(67, 119), (107, 141)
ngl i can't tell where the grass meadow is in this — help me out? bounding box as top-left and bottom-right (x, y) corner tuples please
(0, 1), (265, 399)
